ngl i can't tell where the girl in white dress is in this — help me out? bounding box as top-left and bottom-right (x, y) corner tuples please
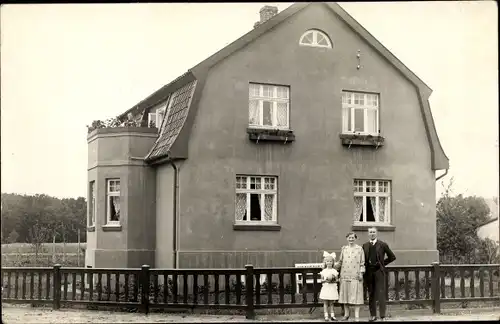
(319, 251), (339, 321)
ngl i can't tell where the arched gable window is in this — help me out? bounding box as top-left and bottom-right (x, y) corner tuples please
(299, 29), (332, 48)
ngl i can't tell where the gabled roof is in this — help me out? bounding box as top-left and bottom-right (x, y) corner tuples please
(122, 2), (449, 170)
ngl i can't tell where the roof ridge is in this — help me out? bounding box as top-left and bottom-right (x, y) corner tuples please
(114, 2), (448, 169)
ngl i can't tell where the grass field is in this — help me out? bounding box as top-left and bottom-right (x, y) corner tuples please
(2, 243), (86, 267)
(2, 243), (86, 254)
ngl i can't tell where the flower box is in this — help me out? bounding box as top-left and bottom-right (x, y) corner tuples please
(247, 128), (295, 143)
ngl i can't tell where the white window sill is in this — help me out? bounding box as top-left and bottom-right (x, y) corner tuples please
(339, 133), (385, 147)
(102, 224), (122, 232)
(233, 222), (281, 231)
(341, 132), (380, 136)
(352, 223), (395, 232)
(248, 126), (291, 131)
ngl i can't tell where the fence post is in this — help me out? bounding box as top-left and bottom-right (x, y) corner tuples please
(245, 264), (255, 320)
(140, 265), (150, 315)
(53, 264), (61, 310)
(431, 261), (441, 314)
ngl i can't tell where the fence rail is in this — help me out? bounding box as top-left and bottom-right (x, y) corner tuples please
(2, 262), (499, 319)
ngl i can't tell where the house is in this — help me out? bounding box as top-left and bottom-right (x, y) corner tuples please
(477, 198), (499, 243)
(85, 2), (449, 270)
(477, 217), (499, 243)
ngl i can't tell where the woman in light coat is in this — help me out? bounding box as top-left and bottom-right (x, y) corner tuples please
(335, 232), (365, 321)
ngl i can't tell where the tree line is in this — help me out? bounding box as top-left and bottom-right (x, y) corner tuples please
(1, 193), (87, 245)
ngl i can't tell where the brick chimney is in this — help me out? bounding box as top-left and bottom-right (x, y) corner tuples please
(254, 5), (278, 28)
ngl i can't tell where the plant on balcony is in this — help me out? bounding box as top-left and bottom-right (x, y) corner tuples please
(86, 113), (144, 134)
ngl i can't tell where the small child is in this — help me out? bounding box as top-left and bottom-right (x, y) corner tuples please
(319, 251), (339, 321)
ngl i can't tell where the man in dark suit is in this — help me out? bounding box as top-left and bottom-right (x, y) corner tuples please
(363, 227), (396, 322)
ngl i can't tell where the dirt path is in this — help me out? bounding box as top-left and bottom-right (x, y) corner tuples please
(2, 304), (500, 323)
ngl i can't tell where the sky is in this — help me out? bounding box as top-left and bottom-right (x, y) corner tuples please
(1, 2), (498, 201)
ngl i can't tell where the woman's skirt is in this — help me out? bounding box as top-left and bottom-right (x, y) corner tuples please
(338, 279), (364, 305)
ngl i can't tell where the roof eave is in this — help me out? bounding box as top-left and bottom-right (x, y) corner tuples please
(324, 2), (433, 95)
(118, 71), (195, 120)
(191, 3), (311, 72)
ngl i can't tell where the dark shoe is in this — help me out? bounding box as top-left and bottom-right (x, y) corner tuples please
(368, 317), (377, 322)
(341, 316), (350, 321)
(330, 317), (337, 321)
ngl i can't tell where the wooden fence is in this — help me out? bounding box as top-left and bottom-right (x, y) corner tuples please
(2, 262), (499, 319)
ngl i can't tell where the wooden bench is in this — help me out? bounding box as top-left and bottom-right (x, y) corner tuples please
(295, 262), (323, 294)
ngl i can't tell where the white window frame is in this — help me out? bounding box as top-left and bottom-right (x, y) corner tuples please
(342, 91), (380, 135)
(353, 179), (391, 225)
(148, 97), (172, 130)
(88, 181), (96, 227)
(249, 83), (290, 130)
(235, 175), (278, 224)
(299, 29), (332, 48)
(106, 179), (121, 225)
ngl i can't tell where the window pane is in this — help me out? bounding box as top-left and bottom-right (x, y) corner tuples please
(354, 93), (364, 105)
(276, 102), (288, 127)
(262, 85), (273, 98)
(249, 99), (260, 125)
(249, 84), (260, 97)
(366, 94), (377, 107)
(354, 109), (364, 132)
(379, 197), (387, 222)
(92, 197), (96, 224)
(157, 112), (165, 128)
(342, 92), (352, 105)
(366, 197), (375, 222)
(89, 182), (95, 225)
(264, 194), (274, 221)
(148, 113), (157, 127)
(249, 194), (262, 221)
(276, 86), (289, 99)
(317, 33), (328, 46)
(250, 177), (261, 190)
(367, 109), (377, 134)
(109, 196), (120, 222)
(302, 32), (314, 44)
(262, 101), (273, 126)
(342, 107), (350, 132)
(236, 176), (247, 189)
(235, 193), (247, 221)
(353, 196), (363, 222)
(264, 177), (275, 190)
(368, 181), (377, 192)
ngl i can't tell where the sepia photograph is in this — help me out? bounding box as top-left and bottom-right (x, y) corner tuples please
(1, 2), (498, 322)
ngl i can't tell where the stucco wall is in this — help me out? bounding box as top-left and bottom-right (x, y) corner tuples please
(176, 4), (437, 267)
(155, 163), (175, 268)
(86, 127), (157, 268)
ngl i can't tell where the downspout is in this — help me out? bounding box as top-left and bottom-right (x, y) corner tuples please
(435, 169), (448, 182)
(168, 160), (179, 269)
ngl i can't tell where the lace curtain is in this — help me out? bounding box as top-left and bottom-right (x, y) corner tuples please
(379, 197), (385, 222)
(236, 193), (274, 221)
(369, 197), (386, 222)
(111, 196), (120, 221)
(353, 197), (363, 222)
(249, 100), (259, 125)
